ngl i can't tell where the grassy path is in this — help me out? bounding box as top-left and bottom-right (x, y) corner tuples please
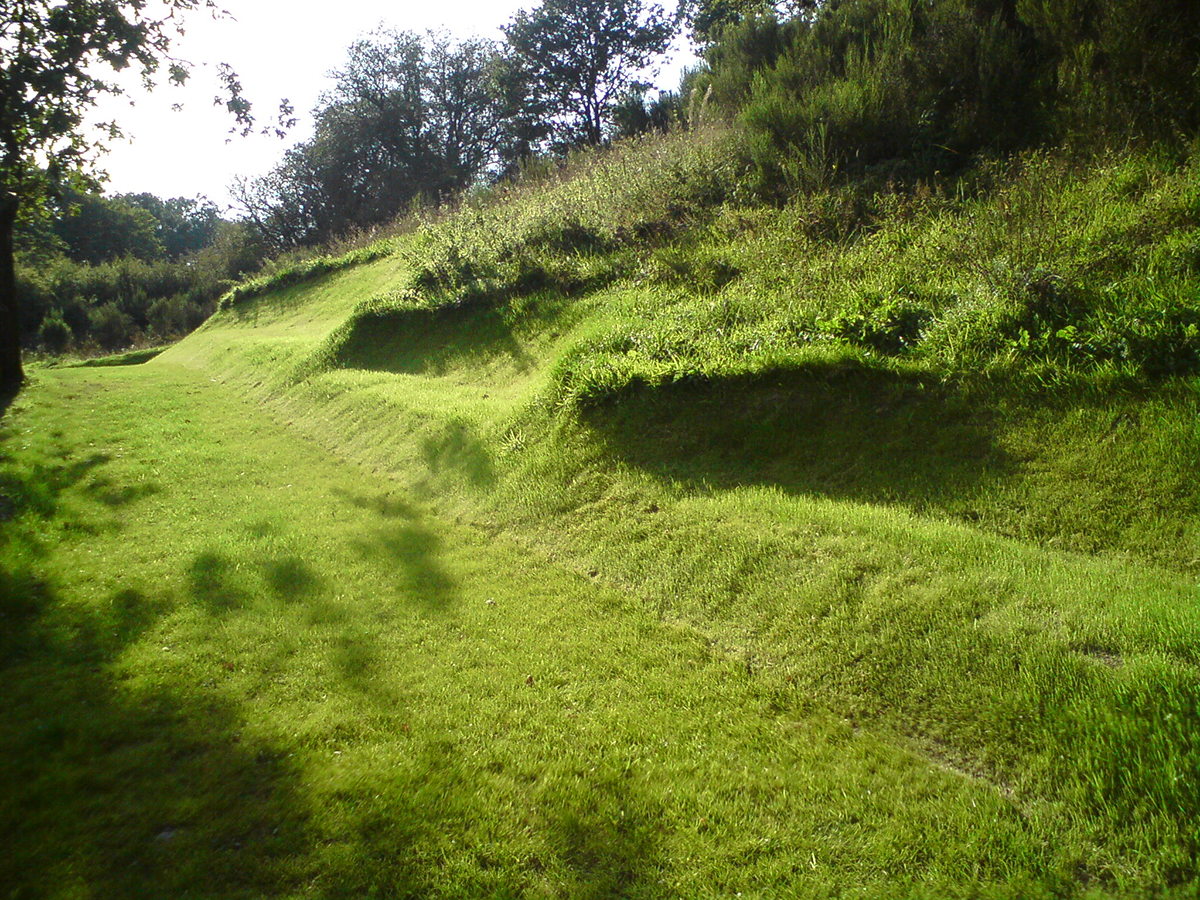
(0, 362), (1071, 899)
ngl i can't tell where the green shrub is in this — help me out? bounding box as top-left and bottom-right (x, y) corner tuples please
(88, 303), (138, 351)
(649, 248), (741, 294)
(37, 313), (72, 355)
(821, 295), (935, 356)
(148, 296), (191, 338)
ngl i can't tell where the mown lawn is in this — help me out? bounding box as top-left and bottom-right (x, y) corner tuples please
(0, 361), (1092, 899)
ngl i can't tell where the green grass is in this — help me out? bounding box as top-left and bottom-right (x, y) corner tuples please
(3, 133), (1200, 898)
(0, 364), (1089, 899)
(72, 346), (167, 367)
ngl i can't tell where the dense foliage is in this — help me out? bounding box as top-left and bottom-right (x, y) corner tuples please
(503, 0), (676, 147)
(15, 194), (267, 355)
(695, 0), (1200, 192)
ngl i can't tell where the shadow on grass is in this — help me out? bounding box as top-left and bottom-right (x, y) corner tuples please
(189, 552), (326, 615)
(543, 775), (665, 900)
(582, 364), (1014, 513)
(0, 438), (312, 894)
(2, 561), (671, 898)
(421, 419), (497, 488)
(338, 489), (459, 611)
(0, 479), (678, 899)
(330, 304), (534, 376)
(0, 452), (111, 522)
(0, 446), (160, 554)
(188, 551), (253, 613)
(317, 748), (667, 900)
(0, 560), (314, 898)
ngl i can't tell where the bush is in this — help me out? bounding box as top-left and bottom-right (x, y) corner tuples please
(148, 296), (191, 337)
(37, 313), (72, 355)
(707, 0), (1200, 196)
(821, 295), (935, 356)
(88, 303), (138, 351)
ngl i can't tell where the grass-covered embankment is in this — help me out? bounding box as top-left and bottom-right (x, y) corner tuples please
(3, 130), (1200, 897)
(0, 360), (1093, 899)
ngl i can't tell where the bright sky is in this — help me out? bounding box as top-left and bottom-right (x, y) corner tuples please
(92, 0), (697, 210)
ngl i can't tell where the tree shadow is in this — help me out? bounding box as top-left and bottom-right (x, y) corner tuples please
(0, 563), (313, 899)
(185, 545), (400, 707)
(188, 551), (253, 613)
(263, 556), (322, 600)
(189, 550), (331, 613)
(310, 746), (667, 900)
(333, 489), (457, 611)
(348, 520), (457, 613)
(329, 304), (533, 376)
(0, 450), (161, 574)
(421, 419), (497, 488)
(541, 774), (666, 900)
(0, 452), (111, 519)
(582, 364), (1015, 513)
(83, 472), (161, 507)
(333, 488), (419, 520)
(2, 453), (667, 898)
(0, 445), (160, 529)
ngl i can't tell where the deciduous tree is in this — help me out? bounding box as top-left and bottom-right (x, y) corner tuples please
(0, 0), (273, 391)
(238, 30), (506, 248)
(503, 0), (678, 148)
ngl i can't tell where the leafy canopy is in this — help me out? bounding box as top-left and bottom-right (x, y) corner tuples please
(235, 29), (506, 248)
(0, 0), (264, 213)
(503, 0), (677, 147)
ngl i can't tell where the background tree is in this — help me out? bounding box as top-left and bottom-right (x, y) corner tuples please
(119, 193), (223, 260)
(502, 0), (678, 148)
(611, 86), (683, 137)
(0, 0), (273, 392)
(14, 193), (267, 357)
(49, 191), (164, 264)
(237, 30), (507, 248)
(684, 0), (774, 45)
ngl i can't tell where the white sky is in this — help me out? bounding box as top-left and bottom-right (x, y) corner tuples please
(91, 0), (697, 210)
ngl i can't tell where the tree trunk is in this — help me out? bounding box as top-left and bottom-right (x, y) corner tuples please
(0, 194), (23, 393)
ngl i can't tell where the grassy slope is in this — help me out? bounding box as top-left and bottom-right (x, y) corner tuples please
(2, 135), (1199, 898)
(3, 331), (1064, 900)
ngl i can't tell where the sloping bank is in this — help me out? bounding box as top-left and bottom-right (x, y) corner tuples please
(152, 213), (1200, 896)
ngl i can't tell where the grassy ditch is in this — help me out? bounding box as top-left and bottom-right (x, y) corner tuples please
(0, 362), (1133, 900)
(4, 133), (1199, 898)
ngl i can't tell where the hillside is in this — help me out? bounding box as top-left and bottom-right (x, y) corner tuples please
(2, 128), (1199, 898)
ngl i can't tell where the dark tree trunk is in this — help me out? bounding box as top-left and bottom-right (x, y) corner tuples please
(0, 194), (23, 393)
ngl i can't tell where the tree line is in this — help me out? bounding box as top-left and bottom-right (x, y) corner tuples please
(236, 0), (680, 248)
(4, 0), (1198, 386)
(16, 191), (267, 356)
